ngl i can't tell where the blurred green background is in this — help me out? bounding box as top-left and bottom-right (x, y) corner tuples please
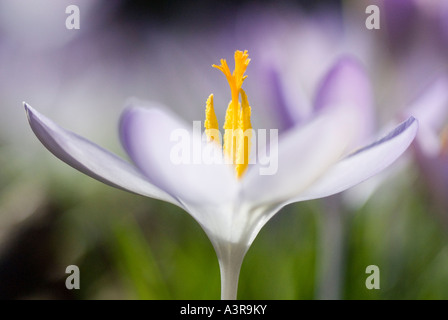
(0, 0), (447, 299)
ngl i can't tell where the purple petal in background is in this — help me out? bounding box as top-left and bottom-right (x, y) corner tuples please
(265, 66), (303, 132)
(313, 57), (375, 145)
(383, 0), (418, 51)
(405, 76), (448, 157)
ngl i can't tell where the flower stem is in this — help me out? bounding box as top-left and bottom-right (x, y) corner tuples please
(217, 244), (245, 300)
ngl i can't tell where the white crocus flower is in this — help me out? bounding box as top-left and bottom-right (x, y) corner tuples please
(25, 50), (417, 299)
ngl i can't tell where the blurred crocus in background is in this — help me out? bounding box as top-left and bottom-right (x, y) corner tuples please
(1, 0), (448, 300)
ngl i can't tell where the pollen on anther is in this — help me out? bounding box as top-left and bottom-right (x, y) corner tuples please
(205, 50), (253, 178)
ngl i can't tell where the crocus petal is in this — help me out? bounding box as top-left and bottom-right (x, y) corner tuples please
(265, 66), (304, 131)
(24, 103), (177, 205)
(405, 76), (448, 156)
(289, 117), (418, 203)
(314, 57), (375, 145)
(242, 104), (360, 206)
(406, 76), (448, 132)
(382, 0), (418, 48)
(120, 105), (238, 206)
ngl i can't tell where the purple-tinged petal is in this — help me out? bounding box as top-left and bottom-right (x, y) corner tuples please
(405, 76), (448, 157)
(406, 76), (448, 132)
(24, 103), (177, 205)
(289, 117), (418, 203)
(439, 1), (448, 45)
(314, 57), (375, 145)
(120, 105), (238, 206)
(382, 0), (418, 50)
(265, 66), (303, 132)
(242, 104), (361, 206)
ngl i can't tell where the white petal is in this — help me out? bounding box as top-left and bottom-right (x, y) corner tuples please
(24, 102), (177, 205)
(290, 117), (418, 203)
(120, 105), (238, 207)
(242, 104), (360, 206)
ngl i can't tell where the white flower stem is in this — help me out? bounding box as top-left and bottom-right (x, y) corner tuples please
(217, 244), (245, 300)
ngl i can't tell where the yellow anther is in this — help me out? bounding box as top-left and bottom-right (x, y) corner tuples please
(204, 94), (219, 143)
(239, 89), (252, 131)
(206, 50), (252, 178)
(235, 89), (252, 178)
(223, 100), (239, 164)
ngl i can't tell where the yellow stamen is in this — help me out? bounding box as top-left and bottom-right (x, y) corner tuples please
(223, 100), (239, 163)
(206, 50), (252, 178)
(235, 89), (252, 177)
(204, 94), (219, 143)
